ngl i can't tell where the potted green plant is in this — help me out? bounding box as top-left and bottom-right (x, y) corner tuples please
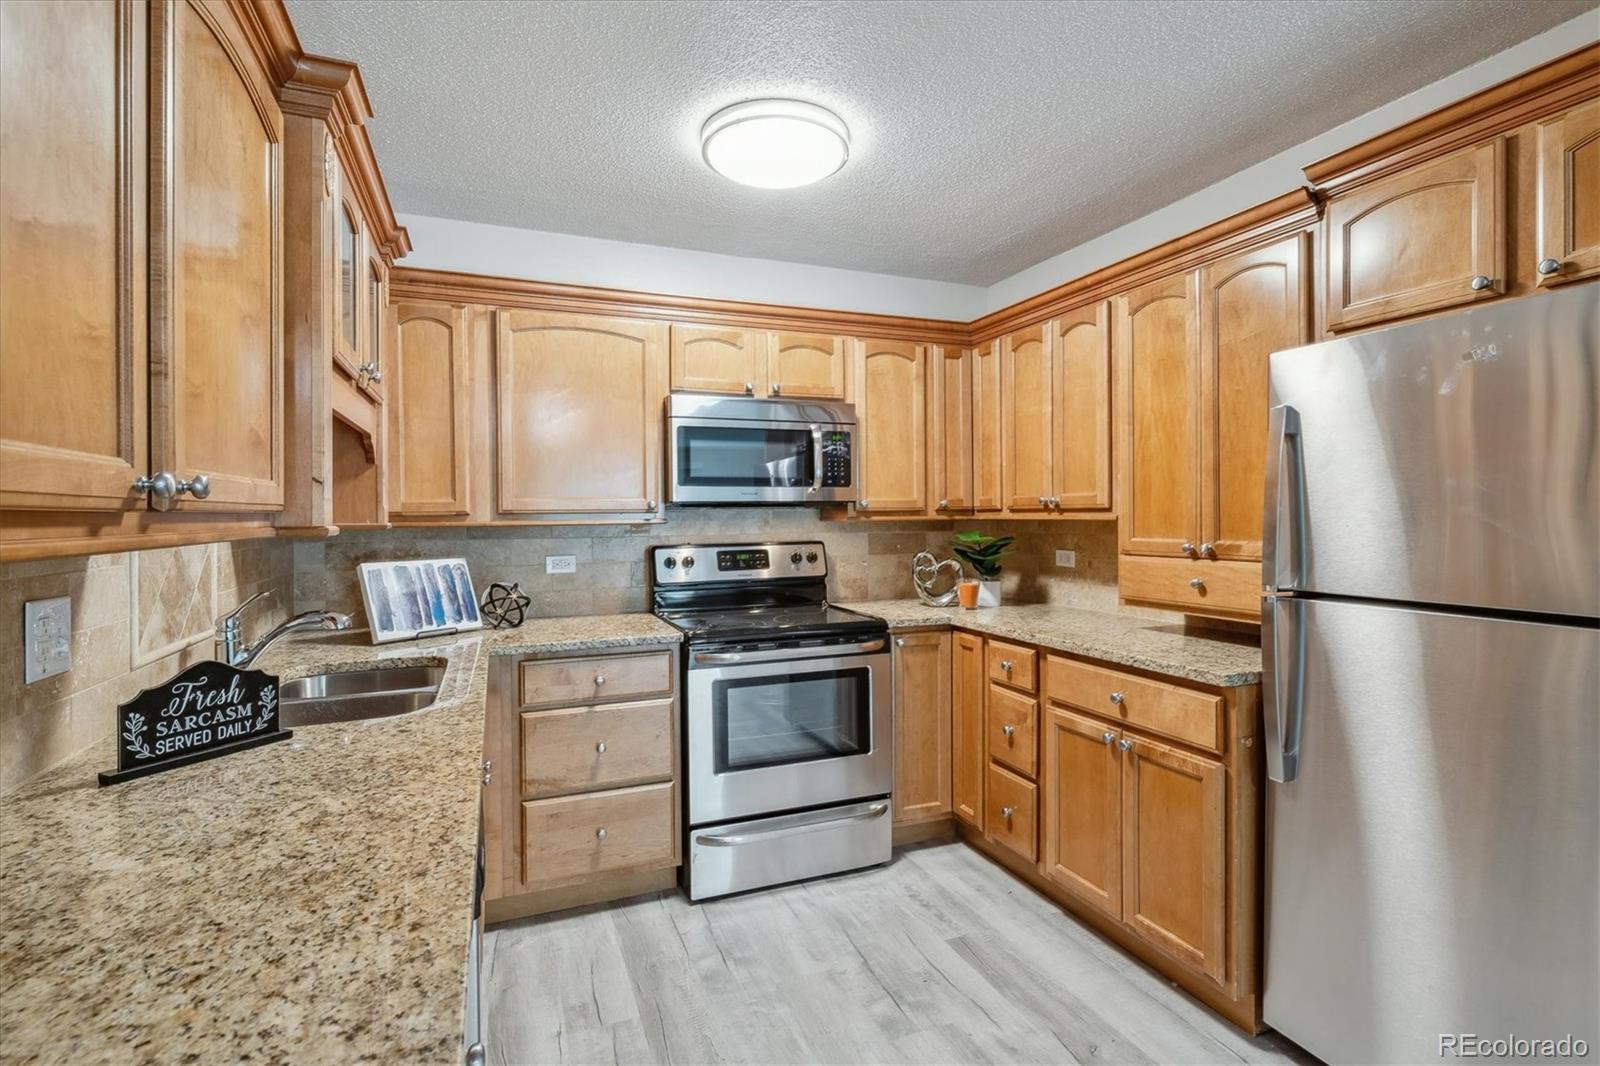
(951, 531), (1014, 607)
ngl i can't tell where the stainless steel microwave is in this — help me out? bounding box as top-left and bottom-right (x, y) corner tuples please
(665, 394), (857, 504)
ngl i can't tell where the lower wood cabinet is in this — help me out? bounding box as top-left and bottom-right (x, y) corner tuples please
(984, 762), (1038, 862)
(1041, 706), (1122, 919)
(891, 631), (952, 825)
(950, 631), (986, 829)
(986, 682), (1037, 777)
(521, 781), (677, 887)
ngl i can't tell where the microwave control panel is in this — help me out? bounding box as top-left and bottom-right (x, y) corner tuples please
(820, 430), (852, 487)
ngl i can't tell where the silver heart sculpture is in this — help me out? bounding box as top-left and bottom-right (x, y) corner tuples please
(912, 551), (963, 607)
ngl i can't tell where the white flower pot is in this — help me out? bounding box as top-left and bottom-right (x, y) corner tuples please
(976, 579), (1002, 608)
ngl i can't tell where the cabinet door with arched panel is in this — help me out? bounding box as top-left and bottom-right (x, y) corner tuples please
(1052, 303), (1113, 512)
(854, 338), (928, 515)
(1000, 323), (1052, 513)
(769, 331), (847, 400)
(1537, 100), (1600, 287)
(669, 324), (764, 396)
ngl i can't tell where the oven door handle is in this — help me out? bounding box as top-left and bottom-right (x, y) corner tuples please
(692, 638), (886, 665)
(696, 801), (890, 847)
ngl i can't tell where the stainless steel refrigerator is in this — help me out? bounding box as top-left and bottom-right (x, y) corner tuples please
(1261, 283), (1599, 1064)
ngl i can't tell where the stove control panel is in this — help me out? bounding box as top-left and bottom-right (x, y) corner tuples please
(652, 542), (827, 584)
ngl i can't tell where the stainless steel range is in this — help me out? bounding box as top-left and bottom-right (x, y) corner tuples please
(652, 541), (892, 900)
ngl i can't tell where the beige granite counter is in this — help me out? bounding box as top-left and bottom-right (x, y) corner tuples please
(843, 600), (1262, 687)
(0, 614), (680, 1066)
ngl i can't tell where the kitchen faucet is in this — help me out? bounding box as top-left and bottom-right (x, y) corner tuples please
(215, 591), (352, 669)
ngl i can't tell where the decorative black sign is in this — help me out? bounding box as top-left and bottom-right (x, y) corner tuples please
(99, 661), (292, 786)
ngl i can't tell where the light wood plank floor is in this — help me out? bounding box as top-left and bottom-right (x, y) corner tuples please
(484, 840), (1314, 1065)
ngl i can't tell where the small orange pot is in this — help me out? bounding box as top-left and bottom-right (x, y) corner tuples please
(957, 579), (980, 609)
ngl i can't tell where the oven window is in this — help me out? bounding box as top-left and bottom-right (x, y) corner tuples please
(714, 667), (871, 772)
(676, 426), (814, 487)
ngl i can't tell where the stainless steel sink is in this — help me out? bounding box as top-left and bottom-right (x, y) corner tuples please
(278, 666), (445, 726)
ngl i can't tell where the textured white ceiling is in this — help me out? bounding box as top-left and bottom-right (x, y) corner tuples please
(287, 0), (1596, 285)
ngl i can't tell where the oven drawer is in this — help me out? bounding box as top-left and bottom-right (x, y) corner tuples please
(686, 799), (891, 900)
(520, 698), (674, 798)
(987, 640), (1038, 693)
(521, 781), (677, 888)
(1044, 655), (1223, 753)
(986, 683), (1038, 778)
(519, 650), (673, 709)
(985, 764), (1038, 863)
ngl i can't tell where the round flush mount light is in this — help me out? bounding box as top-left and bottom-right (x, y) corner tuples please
(701, 99), (850, 189)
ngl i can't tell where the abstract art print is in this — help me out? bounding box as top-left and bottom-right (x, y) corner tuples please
(357, 559), (483, 644)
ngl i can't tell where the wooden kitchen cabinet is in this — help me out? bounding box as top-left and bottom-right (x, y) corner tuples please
(389, 302), (472, 516)
(950, 630), (986, 830)
(855, 339), (929, 515)
(971, 340), (1004, 513)
(1, 0), (148, 511)
(669, 324), (764, 395)
(1121, 732), (1227, 986)
(1000, 308), (1112, 517)
(496, 310), (667, 516)
(1323, 138), (1506, 331)
(892, 631), (952, 825)
(1042, 705), (1122, 920)
(1000, 323), (1052, 513)
(932, 345), (974, 514)
(768, 331), (848, 399)
(1537, 99), (1600, 286)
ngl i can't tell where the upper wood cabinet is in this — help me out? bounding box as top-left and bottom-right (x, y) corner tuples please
(1, 0), (148, 511)
(892, 630), (952, 826)
(497, 311), (667, 515)
(769, 331), (848, 400)
(390, 302), (472, 516)
(669, 324), (762, 396)
(1051, 304), (1113, 511)
(1042, 705), (1122, 920)
(334, 194), (363, 381)
(1000, 323), (1052, 513)
(932, 346), (973, 514)
(971, 340), (1004, 513)
(951, 630), (986, 831)
(1536, 99), (1600, 286)
(1198, 234), (1311, 562)
(1323, 138), (1506, 331)
(1116, 272), (1200, 557)
(854, 339), (929, 515)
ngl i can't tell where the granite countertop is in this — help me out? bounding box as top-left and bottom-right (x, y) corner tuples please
(0, 613), (681, 1066)
(843, 600), (1263, 687)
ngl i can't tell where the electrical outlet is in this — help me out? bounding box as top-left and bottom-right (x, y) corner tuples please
(545, 555), (577, 575)
(24, 596), (71, 683)
(1054, 549), (1077, 569)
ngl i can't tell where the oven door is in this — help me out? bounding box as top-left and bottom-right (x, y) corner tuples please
(686, 642), (891, 825)
(668, 417), (853, 504)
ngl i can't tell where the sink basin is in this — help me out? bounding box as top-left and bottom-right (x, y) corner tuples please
(278, 666), (445, 726)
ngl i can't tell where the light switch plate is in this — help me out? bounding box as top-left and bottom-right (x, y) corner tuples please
(545, 555), (577, 575)
(1054, 549), (1077, 569)
(24, 596), (71, 683)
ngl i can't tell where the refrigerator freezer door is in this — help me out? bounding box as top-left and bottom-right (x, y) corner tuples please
(1263, 597), (1599, 1064)
(1266, 283), (1599, 617)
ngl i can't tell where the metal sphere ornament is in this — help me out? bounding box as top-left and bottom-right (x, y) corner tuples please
(479, 581), (531, 629)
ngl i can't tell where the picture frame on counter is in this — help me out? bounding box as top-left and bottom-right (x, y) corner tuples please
(358, 558), (483, 644)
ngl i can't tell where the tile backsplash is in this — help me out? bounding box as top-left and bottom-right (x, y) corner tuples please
(0, 540), (292, 794)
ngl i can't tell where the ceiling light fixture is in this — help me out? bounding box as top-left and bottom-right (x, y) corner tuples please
(701, 99), (850, 190)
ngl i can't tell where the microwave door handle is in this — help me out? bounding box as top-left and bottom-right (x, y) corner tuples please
(1262, 594), (1306, 783)
(1263, 403), (1304, 591)
(811, 425), (824, 491)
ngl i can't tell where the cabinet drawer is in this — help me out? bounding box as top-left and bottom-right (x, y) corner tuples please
(986, 639), (1037, 692)
(521, 781), (677, 887)
(519, 650), (673, 709)
(520, 698), (674, 798)
(985, 763), (1038, 863)
(986, 683), (1038, 778)
(1045, 655), (1223, 753)
(1118, 555), (1259, 621)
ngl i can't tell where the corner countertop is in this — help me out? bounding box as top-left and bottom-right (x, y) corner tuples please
(0, 614), (681, 1066)
(842, 600), (1262, 687)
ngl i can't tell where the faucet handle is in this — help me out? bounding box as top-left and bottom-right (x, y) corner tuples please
(217, 590), (270, 630)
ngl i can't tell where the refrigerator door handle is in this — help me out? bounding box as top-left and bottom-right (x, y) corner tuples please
(1263, 403), (1305, 591)
(1262, 594), (1306, 783)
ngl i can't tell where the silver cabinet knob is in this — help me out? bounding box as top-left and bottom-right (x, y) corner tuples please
(1118, 738), (1133, 752)
(594, 675), (606, 686)
(1537, 258), (1563, 277)
(645, 499), (657, 511)
(1469, 274), (1493, 291)
(1181, 542), (1197, 557)
(1001, 805), (1015, 819)
(744, 382), (754, 395)
(358, 361), (382, 383)
(1109, 691), (1124, 705)
(937, 498), (949, 509)
(134, 471), (178, 500)
(1101, 731), (1116, 745)
(1199, 542), (1216, 558)
(1037, 495), (1046, 507)
(770, 383), (781, 396)
(1047, 496), (1059, 508)
(858, 499), (870, 510)
(481, 759), (492, 785)
(1000, 659), (1014, 671)
(595, 741), (606, 754)
(180, 474), (210, 499)
(1002, 724), (1016, 738)
(596, 827), (607, 840)
(1189, 577), (1206, 589)
(894, 637), (906, 647)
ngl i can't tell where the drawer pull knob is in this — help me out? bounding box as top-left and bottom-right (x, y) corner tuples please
(1537, 258), (1562, 277)
(1000, 659), (1014, 671)
(1119, 738), (1133, 752)
(596, 741), (606, 754)
(1189, 577), (1206, 589)
(594, 675), (606, 686)
(1469, 274), (1493, 291)
(1002, 724), (1016, 738)
(596, 827), (608, 841)
(895, 637), (906, 647)
(1199, 542), (1216, 558)
(1001, 805), (1016, 819)
(1109, 691), (1124, 705)
(1181, 541), (1197, 557)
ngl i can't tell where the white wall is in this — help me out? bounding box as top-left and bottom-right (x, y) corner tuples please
(397, 9), (1599, 323)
